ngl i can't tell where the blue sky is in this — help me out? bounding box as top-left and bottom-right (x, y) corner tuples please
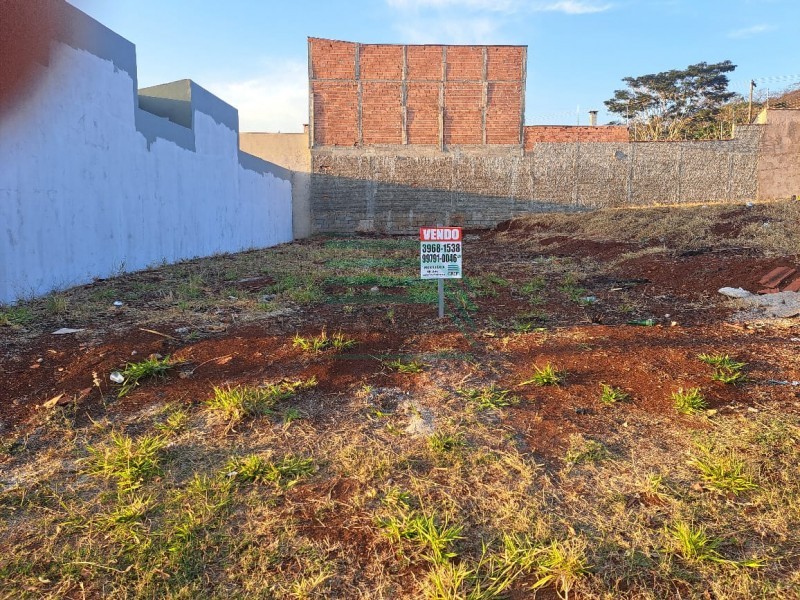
(67, 0), (800, 132)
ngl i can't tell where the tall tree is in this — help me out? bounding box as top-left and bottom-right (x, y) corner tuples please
(604, 61), (737, 141)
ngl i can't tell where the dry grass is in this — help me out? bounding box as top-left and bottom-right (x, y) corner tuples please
(506, 199), (800, 256)
(2, 202), (800, 597)
(2, 348), (799, 598)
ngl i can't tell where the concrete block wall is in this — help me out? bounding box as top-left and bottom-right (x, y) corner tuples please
(308, 38), (526, 148)
(0, 1), (293, 304)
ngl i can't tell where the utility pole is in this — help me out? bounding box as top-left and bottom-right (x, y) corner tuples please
(748, 80), (757, 123)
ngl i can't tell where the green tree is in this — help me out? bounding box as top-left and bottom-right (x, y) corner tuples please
(604, 61), (737, 141)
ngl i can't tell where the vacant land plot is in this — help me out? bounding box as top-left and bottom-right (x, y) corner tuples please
(1, 201), (799, 599)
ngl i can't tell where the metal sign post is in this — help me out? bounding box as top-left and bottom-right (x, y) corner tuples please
(438, 278), (444, 318)
(419, 226), (463, 318)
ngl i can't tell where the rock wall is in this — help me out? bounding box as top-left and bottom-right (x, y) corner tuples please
(310, 126), (763, 233)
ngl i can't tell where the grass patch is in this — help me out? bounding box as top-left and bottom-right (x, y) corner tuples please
(0, 306), (33, 326)
(520, 363), (565, 387)
(672, 387), (707, 415)
(117, 355), (176, 398)
(226, 454), (315, 488)
(599, 383), (630, 405)
(698, 353), (748, 384)
(457, 385), (519, 410)
(84, 432), (167, 493)
(385, 358), (426, 373)
(293, 330), (356, 353)
(689, 445), (758, 495)
(206, 378), (316, 429)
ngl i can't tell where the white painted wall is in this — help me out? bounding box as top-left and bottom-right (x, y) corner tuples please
(0, 41), (293, 304)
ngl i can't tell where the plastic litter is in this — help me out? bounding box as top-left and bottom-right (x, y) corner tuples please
(113, 300), (124, 307)
(109, 371), (124, 384)
(628, 319), (655, 326)
(52, 328), (84, 335)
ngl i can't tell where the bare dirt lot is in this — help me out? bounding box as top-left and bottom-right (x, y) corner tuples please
(1, 201), (800, 599)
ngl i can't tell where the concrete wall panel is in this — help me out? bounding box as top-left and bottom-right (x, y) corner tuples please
(0, 5), (292, 304)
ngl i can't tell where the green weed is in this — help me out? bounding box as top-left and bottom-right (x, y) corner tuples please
(559, 273), (589, 304)
(428, 432), (466, 454)
(689, 445), (758, 495)
(599, 383), (629, 405)
(565, 435), (608, 465)
(672, 387), (707, 415)
(45, 294), (69, 315)
(225, 454), (315, 487)
(0, 306), (33, 326)
(378, 506), (463, 565)
(386, 359), (426, 373)
(457, 385), (519, 410)
(531, 539), (590, 598)
(698, 353), (747, 384)
(85, 431), (167, 492)
(156, 408), (189, 436)
(117, 355), (176, 398)
(520, 363), (565, 387)
(293, 330), (356, 353)
(666, 521), (765, 568)
(206, 378), (316, 429)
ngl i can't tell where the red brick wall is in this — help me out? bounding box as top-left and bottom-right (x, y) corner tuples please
(445, 46), (483, 80)
(360, 45), (403, 81)
(312, 82), (358, 146)
(311, 39), (355, 80)
(309, 38), (526, 147)
(524, 126), (629, 150)
(487, 83), (522, 144)
(362, 82), (403, 144)
(407, 46), (442, 81)
(407, 83), (439, 144)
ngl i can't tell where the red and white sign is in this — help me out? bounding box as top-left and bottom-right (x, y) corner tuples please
(420, 227), (462, 280)
(419, 227), (462, 242)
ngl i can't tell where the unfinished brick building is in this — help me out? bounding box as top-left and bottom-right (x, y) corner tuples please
(308, 38), (527, 148)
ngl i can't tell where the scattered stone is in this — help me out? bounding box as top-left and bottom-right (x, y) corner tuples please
(175, 327), (190, 335)
(369, 286), (380, 294)
(260, 294), (275, 303)
(109, 371), (124, 384)
(718, 287), (753, 299)
(575, 407), (590, 415)
(52, 328), (85, 335)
